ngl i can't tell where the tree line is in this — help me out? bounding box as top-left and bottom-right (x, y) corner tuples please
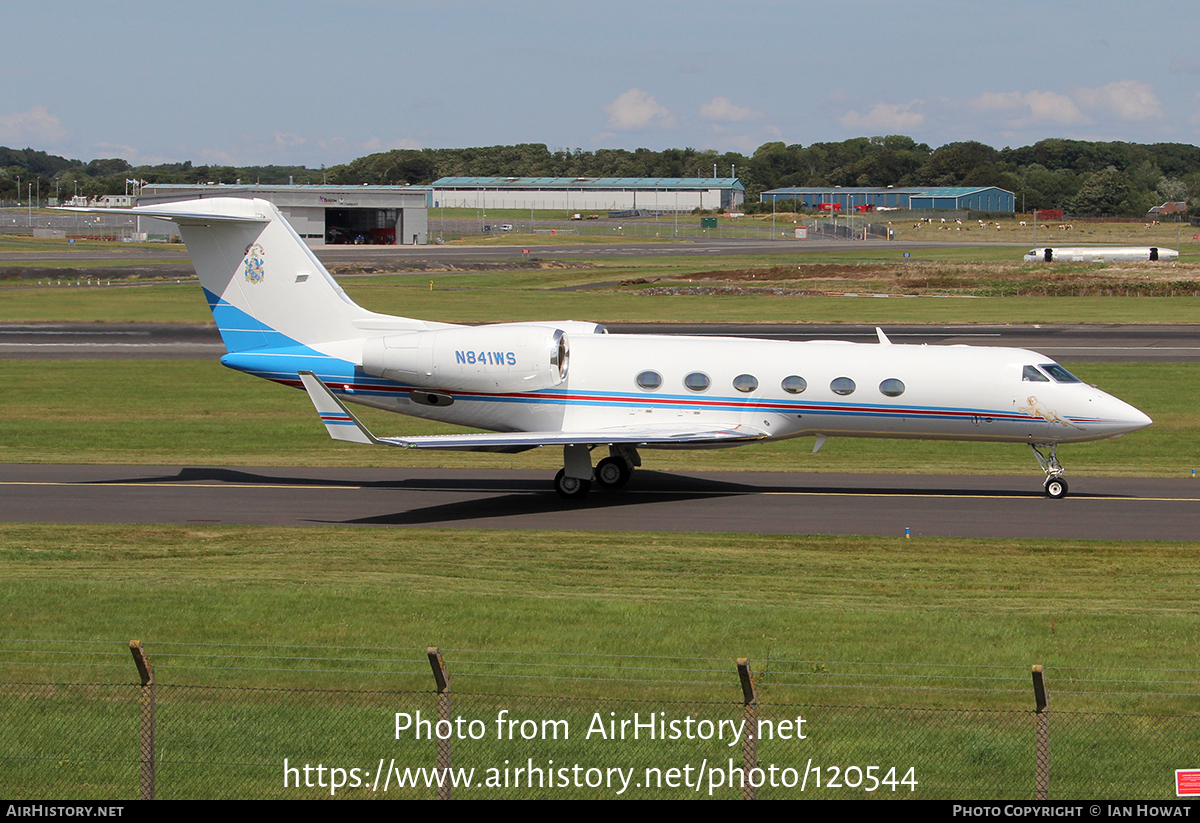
(4, 137), (1199, 216)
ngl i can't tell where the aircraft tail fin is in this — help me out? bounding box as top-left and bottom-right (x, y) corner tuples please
(97, 198), (427, 352)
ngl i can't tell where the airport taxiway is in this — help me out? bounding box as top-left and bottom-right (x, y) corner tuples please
(2, 464), (1196, 540)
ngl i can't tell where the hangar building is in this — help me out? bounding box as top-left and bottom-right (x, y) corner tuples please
(135, 184), (431, 245)
(431, 177), (745, 212)
(761, 185), (1014, 212)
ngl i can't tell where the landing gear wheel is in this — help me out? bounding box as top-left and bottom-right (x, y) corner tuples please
(1031, 444), (1069, 500)
(595, 456), (631, 489)
(1044, 478), (1068, 499)
(554, 469), (591, 500)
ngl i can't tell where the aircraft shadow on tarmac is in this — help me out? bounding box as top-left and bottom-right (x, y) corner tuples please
(314, 473), (1076, 527)
(84, 466), (543, 492)
(327, 487), (744, 526)
(80, 467), (1114, 529)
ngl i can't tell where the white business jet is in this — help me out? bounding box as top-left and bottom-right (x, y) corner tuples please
(1024, 247), (1178, 263)
(71, 198), (1151, 499)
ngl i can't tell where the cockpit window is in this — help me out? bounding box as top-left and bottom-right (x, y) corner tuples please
(1040, 363), (1082, 383)
(1022, 365), (1050, 382)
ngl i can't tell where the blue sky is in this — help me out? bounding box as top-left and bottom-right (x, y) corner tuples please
(3, 0), (1198, 167)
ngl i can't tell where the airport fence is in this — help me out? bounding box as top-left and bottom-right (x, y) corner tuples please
(3, 641), (1200, 800)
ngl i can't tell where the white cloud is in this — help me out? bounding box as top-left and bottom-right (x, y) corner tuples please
(0, 105), (67, 143)
(274, 132), (306, 147)
(971, 90), (1086, 126)
(838, 101), (924, 131)
(1075, 80), (1162, 120)
(605, 88), (674, 130)
(699, 96), (761, 123)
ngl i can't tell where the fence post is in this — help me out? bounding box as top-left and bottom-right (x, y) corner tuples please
(737, 658), (758, 800)
(129, 640), (155, 801)
(427, 647), (452, 800)
(1032, 664), (1049, 800)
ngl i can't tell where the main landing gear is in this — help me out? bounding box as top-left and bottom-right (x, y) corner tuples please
(554, 444), (639, 500)
(1029, 443), (1068, 499)
(595, 456), (632, 489)
(554, 469), (590, 500)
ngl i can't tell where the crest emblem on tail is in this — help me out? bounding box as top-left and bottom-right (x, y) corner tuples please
(243, 243), (265, 284)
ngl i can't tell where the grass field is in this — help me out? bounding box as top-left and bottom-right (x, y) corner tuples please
(4, 524), (1198, 705)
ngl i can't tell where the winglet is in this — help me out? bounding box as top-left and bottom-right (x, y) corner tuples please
(876, 327), (891, 345)
(298, 371), (379, 445)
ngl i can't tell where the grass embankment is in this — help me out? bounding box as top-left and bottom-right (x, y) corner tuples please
(0, 360), (1192, 475)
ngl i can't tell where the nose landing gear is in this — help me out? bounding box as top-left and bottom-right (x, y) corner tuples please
(1030, 444), (1068, 499)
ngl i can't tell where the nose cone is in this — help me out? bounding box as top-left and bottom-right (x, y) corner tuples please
(1103, 395), (1153, 436)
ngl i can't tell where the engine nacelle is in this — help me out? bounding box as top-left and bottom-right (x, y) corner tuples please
(361, 324), (570, 393)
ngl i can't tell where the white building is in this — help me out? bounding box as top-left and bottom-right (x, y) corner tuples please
(431, 177), (745, 213)
(136, 184), (431, 245)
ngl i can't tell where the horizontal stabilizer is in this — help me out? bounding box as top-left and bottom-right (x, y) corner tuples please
(57, 205), (269, 225)
(298, 371), (379, 445)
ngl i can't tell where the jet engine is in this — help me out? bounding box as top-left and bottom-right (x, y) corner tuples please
(361, 324), (571, 393)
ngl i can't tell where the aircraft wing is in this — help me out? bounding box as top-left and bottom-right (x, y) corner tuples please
(298, 371), (766, 452)
(374, 426), (765, 452)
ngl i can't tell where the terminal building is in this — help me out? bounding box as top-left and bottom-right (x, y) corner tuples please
(135, 184), (432, 245)
(431, 177), (745, 213)
(761, 185), (1015, 213)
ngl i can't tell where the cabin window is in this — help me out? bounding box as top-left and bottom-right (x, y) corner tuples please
(684, 371), (711, 392)
(1040, 363), (1082, 384)
(636, 370), (662, 390)
(732, 374), (759, 393)
(879, 378), (905, 397)
(830, 377), (856, 396)
(781, 375), (808, 394)
(1022, 365), (1050, 382)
